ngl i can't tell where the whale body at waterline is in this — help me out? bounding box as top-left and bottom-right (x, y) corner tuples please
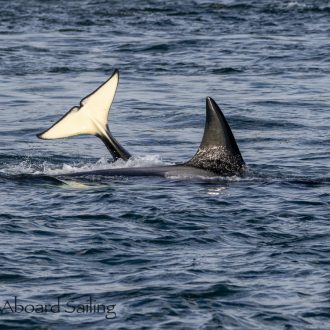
(37, 70), (245, 179)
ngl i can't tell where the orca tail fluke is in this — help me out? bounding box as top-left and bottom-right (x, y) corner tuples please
(37, 69), (131, 161)
(186, 97), (245, 175)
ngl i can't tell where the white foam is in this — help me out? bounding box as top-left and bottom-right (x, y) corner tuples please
(0, 159), (37, 175)
(287, 2), (304, 9)
(286, 2), (328, 10)
(207, 187), (227, 196)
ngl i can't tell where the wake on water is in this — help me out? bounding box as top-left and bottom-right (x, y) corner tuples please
(1, 154), (328, 188)
(0, 153), (247, 185)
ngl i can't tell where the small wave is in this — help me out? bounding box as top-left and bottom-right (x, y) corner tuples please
(212, 67), (243, 75)
(207, 3), (254, 11)
(266, 2), (330, 13)
(287, 2), (307, 9)
(48, 66), (72, 73)
(286, 1), (330, 12)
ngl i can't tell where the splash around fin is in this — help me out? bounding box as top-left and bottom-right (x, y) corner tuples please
(186, 97), (245, 175)
(37, 70), (246, 177)
(37, 69), (131, 161)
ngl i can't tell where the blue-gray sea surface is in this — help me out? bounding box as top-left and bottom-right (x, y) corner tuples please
(0, 0), (329, 329)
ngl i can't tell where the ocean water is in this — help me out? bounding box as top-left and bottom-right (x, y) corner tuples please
(0, 0), (329, 329)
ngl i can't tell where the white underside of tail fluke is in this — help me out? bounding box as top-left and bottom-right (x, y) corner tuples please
(37, 70), (119, 140)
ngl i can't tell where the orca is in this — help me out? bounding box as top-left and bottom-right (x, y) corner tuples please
(37, 70), (245, 178)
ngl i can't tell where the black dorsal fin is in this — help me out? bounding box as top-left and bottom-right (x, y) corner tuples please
(186, 97), (245, 175)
